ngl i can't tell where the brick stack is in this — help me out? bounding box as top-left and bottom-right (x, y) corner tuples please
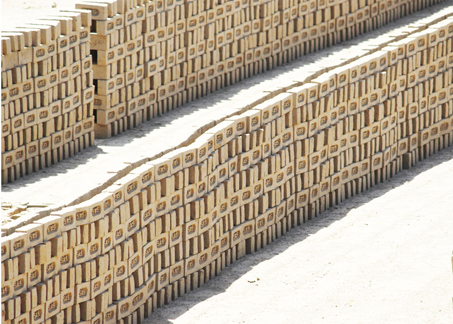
(288, 17), (453, 217)
(83, 0), (445, 139)
(1, 0), (446, 183)
(2, 13), (452, 323)
(1, 10), (96, 184)
(76, 0), (149, 138)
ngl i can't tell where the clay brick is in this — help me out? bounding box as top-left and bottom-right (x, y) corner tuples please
(44, 294), (61, 319)
(1, 279), (13, 303)
(7, 232), (29, 258)
(184, 255), (197, 277)
(59, 248), (73, 271)
(169, 260), (184, 283)
(11, 273), (28, 298)
(242, 220), (255, 240)
(197, 249), (211, 271)
(30, 304), (45, 324)
(156, 267), (169, 291)
(75, 2), (109, 21)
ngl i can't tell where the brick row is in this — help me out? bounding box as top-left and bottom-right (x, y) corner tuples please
(1, 10), (95, 184)
(84, 0), (446, 138)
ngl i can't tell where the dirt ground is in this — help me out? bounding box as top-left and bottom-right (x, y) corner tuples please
(1, 0), (76, 30)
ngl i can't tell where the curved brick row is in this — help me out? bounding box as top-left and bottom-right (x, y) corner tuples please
(1, 0), (445, 184)
(1, 12), (453, 324)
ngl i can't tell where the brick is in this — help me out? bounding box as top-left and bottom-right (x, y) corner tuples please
(75, 2), (110, 21)
(30, 304), (45, 324)
(7, 232), (29, 258)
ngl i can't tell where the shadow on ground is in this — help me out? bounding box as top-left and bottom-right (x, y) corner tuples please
(145, 144), (453, 323)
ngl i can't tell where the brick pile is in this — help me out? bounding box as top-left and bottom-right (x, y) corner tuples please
(1, 12), (452, 324)
(85, 0), (444, 138)
(1, 10), (96, 184)
(1, 0), (446, 184)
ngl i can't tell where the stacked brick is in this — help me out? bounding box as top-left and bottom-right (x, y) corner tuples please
(1, 10), (96, 184)
(1, 0), (446, 183)
(2, 14), (452, 323)
(76, 0), (149, 138)
(84, 0), (445, 138)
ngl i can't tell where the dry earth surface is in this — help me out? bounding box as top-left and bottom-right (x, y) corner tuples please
(1, 0), (76, 30)
(2, 0), (453, 323)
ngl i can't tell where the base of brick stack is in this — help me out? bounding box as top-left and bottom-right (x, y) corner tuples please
(1, 131), (95, 184)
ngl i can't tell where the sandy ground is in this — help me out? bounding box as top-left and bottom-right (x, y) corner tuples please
(1, 0), (76, 30)
(145, 145), (453, 324)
